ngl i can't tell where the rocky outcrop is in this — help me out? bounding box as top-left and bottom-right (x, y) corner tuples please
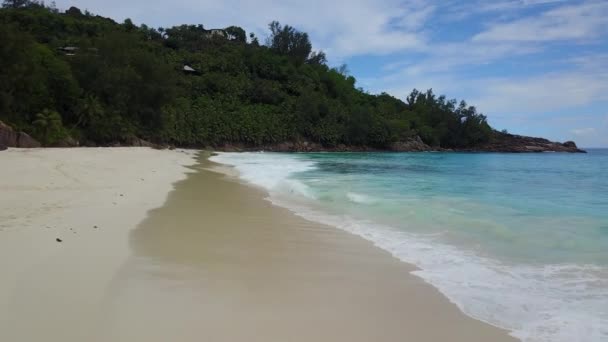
(0, 119), (586, 153)
(0, 120), (41, 149)
(272, 141), (325, 152)
(51, 136), (79, 147)
(217, 141), (380, 152)
(214, 133), (585, 153)
(470, 133), (585, 153)
(124, 135), (155, 147)
(389, 136), (432, 152)
(0, 120), (18, 148)
(16, 132), (41, 148)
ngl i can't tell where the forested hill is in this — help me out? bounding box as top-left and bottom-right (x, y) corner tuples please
(0, 1), (583, 152)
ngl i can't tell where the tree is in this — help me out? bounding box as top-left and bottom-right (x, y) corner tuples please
(0, 5), (501, 150)
(123, 18), (136, 32)
(249, 32), (259, 46)
(225, 26), (246, 43)
(73, 95), (103, 129)
(2, 0), (30, 8)
(307, 50), (327, 65)
(33, 109), (66, 144)
(267, 21), (312, 62)
(65, 6), (82, 16)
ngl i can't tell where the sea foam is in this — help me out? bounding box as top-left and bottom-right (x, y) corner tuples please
(211, 152), (317, 199)
(346, 192), (378, 204)
(210, 152), (608, 342)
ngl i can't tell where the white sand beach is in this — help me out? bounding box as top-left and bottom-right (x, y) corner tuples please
(0, 147), (196, 341)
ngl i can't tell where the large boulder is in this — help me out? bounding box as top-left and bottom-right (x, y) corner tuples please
(124, 135), (155, 148)
(16, 132), (41, 148)
(475, 132), (586, 153)
(0, 120), (41, 148)
(51, 136), (79, 147)
(390, 136), (433, 152)
(0, 120), (18, 147)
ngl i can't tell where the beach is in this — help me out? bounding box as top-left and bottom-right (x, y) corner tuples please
(0, 148), (515, 341)
(0, 148), (196, 341)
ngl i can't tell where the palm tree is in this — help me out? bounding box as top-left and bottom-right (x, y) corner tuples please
(72, 94), (103, 130)
(33, 109), (63, 144)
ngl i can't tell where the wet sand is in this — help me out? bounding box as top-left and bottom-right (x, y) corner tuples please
(0, 149), (517, 341)
(101, 155), (516, 341)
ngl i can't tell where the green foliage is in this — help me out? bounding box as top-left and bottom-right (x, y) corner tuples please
(33, 109), (66, 144)
(225, 26), (246, 43)
(2, 0), (32, 8)
(0, 5), (493, 148)
(268, 21), (313, 63)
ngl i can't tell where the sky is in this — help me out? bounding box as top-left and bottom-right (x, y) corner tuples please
(53, 0), (608, 147)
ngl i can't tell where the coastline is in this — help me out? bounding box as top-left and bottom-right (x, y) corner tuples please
(208, 133), (585, 153)
(0, 148), (516, 341)
(0, 119), (585, 153)
(117, 154), (516, 341)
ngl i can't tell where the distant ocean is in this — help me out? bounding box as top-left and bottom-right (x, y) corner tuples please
(210, 149), (608, 342)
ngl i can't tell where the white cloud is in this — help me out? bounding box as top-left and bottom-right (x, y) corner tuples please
(471, 71), (608, 114)
(392, 3), (436, 30)
(401, 41), (539, 75)
(364, 1), (608, 120)
(567, 123), (607, 147)
(473, 1), (608, 42)
(571, 127), (596, 136)
(54, 0), (433, 59)
(522, 0), (567, 5)
(365, 57), (608, 123)
(438, 0), (567, 22)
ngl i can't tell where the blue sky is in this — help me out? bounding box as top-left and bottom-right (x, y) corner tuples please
(54, 0), (608, 147)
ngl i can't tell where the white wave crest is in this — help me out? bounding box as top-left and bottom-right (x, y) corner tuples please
(346, 192), (378, 204)
(210, 152), (317, 199)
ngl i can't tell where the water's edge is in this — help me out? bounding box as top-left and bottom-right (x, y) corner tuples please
(209, 152), (607, 342)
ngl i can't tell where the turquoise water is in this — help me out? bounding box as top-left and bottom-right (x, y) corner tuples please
(211, 150), (608, 342)
(298, 151), (608, 264)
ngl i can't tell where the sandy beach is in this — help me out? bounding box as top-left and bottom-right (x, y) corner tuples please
(0, 148), (196, 341)
(0, 148), (516, 341)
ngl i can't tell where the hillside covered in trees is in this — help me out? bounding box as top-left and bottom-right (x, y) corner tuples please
(0, 1), (583, 152)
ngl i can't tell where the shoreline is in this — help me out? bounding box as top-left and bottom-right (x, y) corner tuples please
(0, 119), (585, 153)
(210, 151), (608, 341)
(0, 148), (516, 341)
(119, 154), (516, 341)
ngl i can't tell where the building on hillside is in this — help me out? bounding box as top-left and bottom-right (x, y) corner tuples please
(182, 65), (201, 75)
(205, 29), (228, 39)
(58, 46), (78, 56)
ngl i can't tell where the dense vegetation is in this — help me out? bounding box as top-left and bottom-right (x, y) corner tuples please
(0, 1), (494, 148)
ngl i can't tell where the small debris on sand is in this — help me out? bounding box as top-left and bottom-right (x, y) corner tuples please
(56, 238), (62, 243)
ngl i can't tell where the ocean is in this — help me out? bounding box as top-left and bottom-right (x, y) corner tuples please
(210, 149), (608, 342)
